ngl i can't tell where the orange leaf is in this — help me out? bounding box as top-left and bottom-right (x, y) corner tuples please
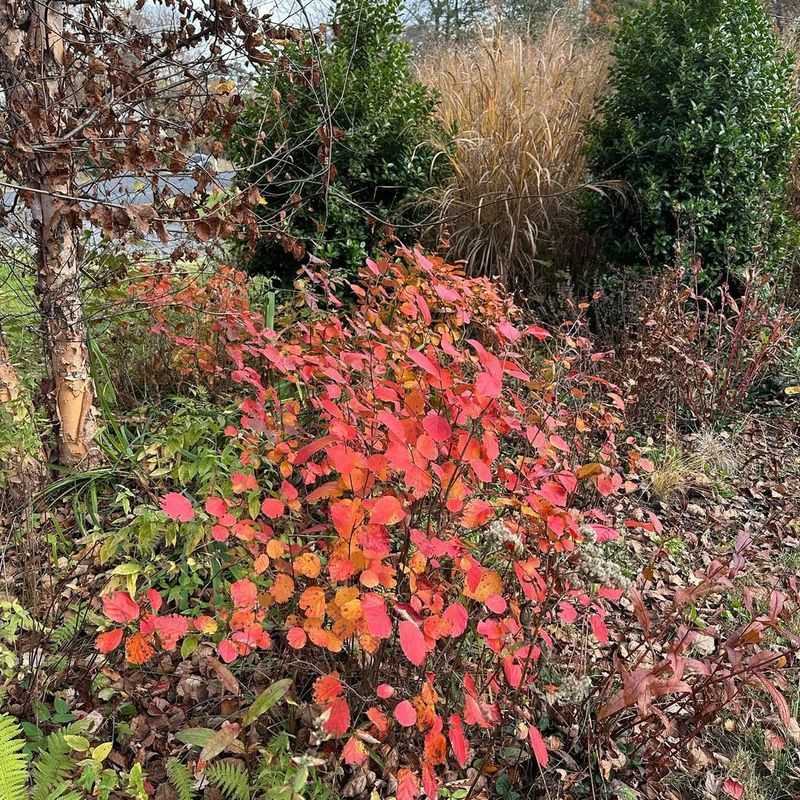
(270, 574), (295, 604)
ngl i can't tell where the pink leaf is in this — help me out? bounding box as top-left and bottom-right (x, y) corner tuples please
(397, 769), (420, 800)
(540, 481), (567, 507)
(204, 496), (228, 517)
(558, 601), (577, 624)
(377, 683), (395, 699)
(422, 762), (438, 800)
(369, 495), (406, 526)
(590, 613), (609, 644)
(146, 588), (163, 613)
(230, 578), (258, 609)
(160, 492), (195, 522)
(485, 594), (507, 614)
(287, 627), (307, 649)
(399, 620), (427, 666)
(362, 593), (392, 638)
(394, 700), (417, 727)
(342, 736), (367, 765)
(475, 371), (501, 398)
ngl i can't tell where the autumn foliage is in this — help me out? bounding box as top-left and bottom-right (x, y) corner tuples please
(97, 248), (798, 792)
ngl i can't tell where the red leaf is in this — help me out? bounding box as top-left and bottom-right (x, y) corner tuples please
(528, 725), (549, 768)
(287, 627), (307, 649)
(362, 593), (392, 638)
(261, 497), (285, 519)
(342, 736), (368, 765)
(314, 672), (343, 703)
(399, 620), (427, 666)
(443, 603), (468, 637)
(448, 714), (470, 768)
(103, 591), (140, 624)
(422, 762), (438, 800)
(558, 601), (577, 624)
(590, 613), (609, 644)
(526, 324), (551, 341)
(205, 496), (228, 517)
(160, 492), (195, 522)
(723, 778), (744, 799)
(394, 700), (417, 727)
(146, 588), (163, 613)
(367, 706), (390, 736)
(407, 348), (440, 379)
(230, 578), (258, 609)
(485, 594), (507, 614)
(475, 371), (501, 398)
(377, 683), (395, 699)
(423, 413), (452, 443)
(461, 499), (492, 529)
(324, 696), (351, 738)
(369, 495), (406, 526)
(218, 639), (237, 663)
(540, 480), (567, 507)
(397, 769), (420, 800)
(590, 524), (619, 543)
(96, 628), (124, 654)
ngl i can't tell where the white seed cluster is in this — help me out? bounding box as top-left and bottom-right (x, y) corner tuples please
(489, 518), (524, 555)
(579, 540), (632, 590)
(551, 673), (594, 705)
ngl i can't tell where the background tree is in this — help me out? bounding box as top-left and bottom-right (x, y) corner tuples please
(404, 0), (489, 41)
(0, 0), (270, 467)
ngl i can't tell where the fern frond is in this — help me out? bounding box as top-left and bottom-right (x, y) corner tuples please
(31, 731), (74, 800)
(0, 714), (28, 800)
(166, 757), (196, 800)
(47, 782), (82, 800)
(207, 761), (250, 800)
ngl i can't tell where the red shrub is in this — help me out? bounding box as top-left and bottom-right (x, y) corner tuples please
(103, 248), (797, 792)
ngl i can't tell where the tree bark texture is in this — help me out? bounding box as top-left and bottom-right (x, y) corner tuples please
(0, 1), (101, 466)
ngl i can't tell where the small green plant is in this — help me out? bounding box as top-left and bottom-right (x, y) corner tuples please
(0, 713), (130, 800)
(587, 0), (799, 286)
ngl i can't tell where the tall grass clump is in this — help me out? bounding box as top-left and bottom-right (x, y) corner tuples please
(420, 23), (609, 300)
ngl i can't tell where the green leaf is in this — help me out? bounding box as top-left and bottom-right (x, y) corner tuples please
(112, 563), (141, 576)
(63, 734), (90, 752)
(92, 742), (113, 762)
(242, 679), (292, 726)
(180, 636), (199, 659)
(175, 728), (215, 747)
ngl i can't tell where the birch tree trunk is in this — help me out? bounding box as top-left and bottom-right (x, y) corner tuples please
(0, 0), (101, 467)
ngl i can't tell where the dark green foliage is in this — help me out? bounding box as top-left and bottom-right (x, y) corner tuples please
(586, 0), (799, 286)
(228, 0), (447, 280)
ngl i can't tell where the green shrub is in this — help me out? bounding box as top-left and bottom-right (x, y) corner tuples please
(586, 0), (799, 286)
(228, 0), (447, 281)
